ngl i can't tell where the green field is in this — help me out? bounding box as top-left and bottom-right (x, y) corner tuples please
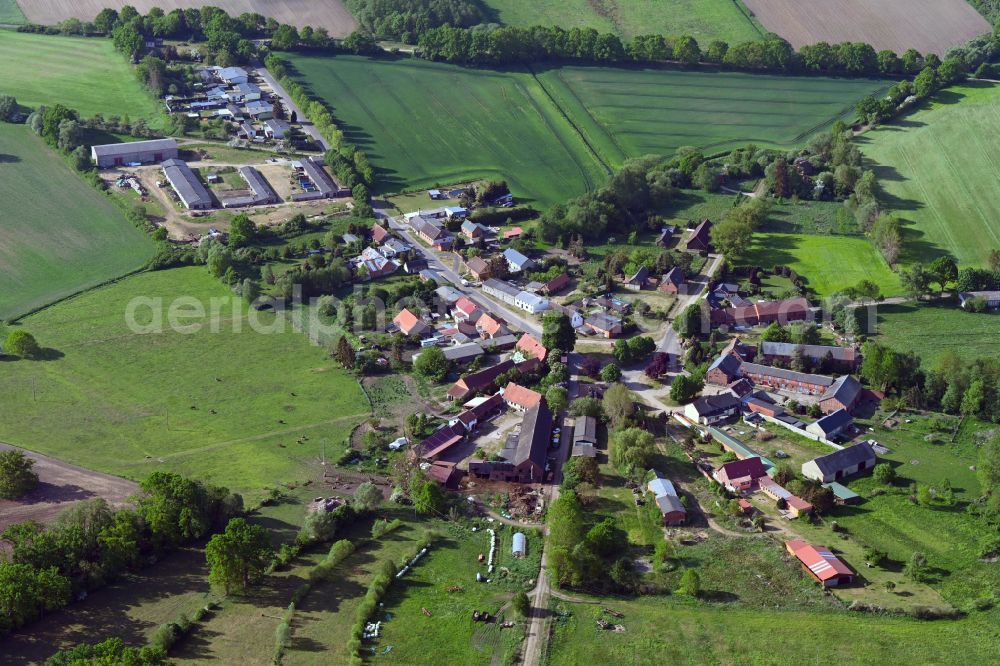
(535, 66), (889, 163)
(285, 55), (888, 206)
(0, 0), (25, 24)
(483, 0), (763, 43)
(0, 123), (154, 319)
(875, 300), (1000, 364)
(545, 597), (1000, 664)
(740, 232), (902, 296)
(0, 267), (370, 502)
(860, 82), (1000, 267)
(0, 29), (163, 121)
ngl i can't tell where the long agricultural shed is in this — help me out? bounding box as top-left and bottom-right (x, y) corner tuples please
(162, 158), (213, 210)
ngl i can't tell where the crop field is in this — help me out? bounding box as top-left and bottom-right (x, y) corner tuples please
(874, 301), (1000, 365)
(859, 83), (1000, 268)
(483, 0), (763, 43)
(739, 232), (902, 297)
(0, 267), (370, 503)
(0, 0), (25, 23)
(742, 0), (989, 55)
(0, 30), (163, 120)
(15, 0), (356, 37)
(545, 597), (1000, 664)
(535, 66), (890, 163)
(287, 55), (887, 205)
(284, 55), (608, 207)
(0, 124), (154, 320)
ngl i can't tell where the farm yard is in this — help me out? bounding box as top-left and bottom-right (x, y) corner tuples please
(286, 55), (889, 205)
(482, 0), (763, 43)
(0, 267), (370, 503)
(0, 30), (164, 122)
(859, 82), (1000, 268)
(13, 0), (357, 37)
(874, 301), (1000, 365)
(742, 0), (990, 55)
(738, 232), (902, 297)
(0, 123), (155, 320)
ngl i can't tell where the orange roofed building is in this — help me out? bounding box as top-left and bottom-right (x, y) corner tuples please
(502, 382), (542, 411)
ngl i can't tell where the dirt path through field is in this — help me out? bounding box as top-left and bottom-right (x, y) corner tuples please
(0, 442), (139, 533)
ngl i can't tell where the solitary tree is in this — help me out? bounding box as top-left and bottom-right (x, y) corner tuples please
(873, 463), (897, 485)
(205, 518), (274, 594)
(4, 330), (40, 358)
(677, 568), (701, 597)
(0, 449), (39, 499)
(353, 481), (383, 512)
(600, 363), (622, 383)
(512, 590), (530, 617)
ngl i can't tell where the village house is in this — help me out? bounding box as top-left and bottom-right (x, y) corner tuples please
(514, 291), (550, 314)
(623, 266), (650, 291)
(413, 423), (466, 461)
(217, 66), (249, 85)
(445, 206), (469, 220)
(245, 100), (273, 120)
(593, 295), (631, 315)
(819, 375), (863, 414)
(655, 225), (677, 247)
(426, 461), (461, 489)
(503, 248), (535, 274)
(404, 259), (428, 275)
(740, 363), (834, 395)
(659, 266), (686, 294)
(441, 342), (484, 364)
(714, 457), (769, 492)
(393, 308), (430, 338)
(647, 477), (687, 526)
(759, 477), (813, 518)
(542, 273), (570, 295)
(744, 396), (784, 418)
(686, 219), (712, 252)
(449, 393), (505, 432)
(410, 215), (455, 250)
(476, 312), (507, 338)
(710, 297), (811, 328)
(515, 334), (547, 361)
(801, 441), (876, 483)
(502, 382), (543, 412)
(706, 353), (743, 386)
(785, 540), (854, 587)
(219, 166), (280, 208)
(466, 256), (491, 281)
(571, 415), (597, 458)
(381, 238), (409, 258)
(447, 361), (514, 401)
(760, 341), (860, 371)
(372, 223), (390, 244)
(584, 312), (622, 338)
(468, 401), (552, 483)
(451, 296), (482, 323)
(461, 220), (488, 240)
(684, 393), (741, 426)
(805, 408), (854, 441)
(483, 278), (521, 306)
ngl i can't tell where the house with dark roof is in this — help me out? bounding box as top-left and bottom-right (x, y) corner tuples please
(647, 477), (686, 525)
(503, 248), (535, 273)
(806, 408), (854, 441)
(740, 363), (834, 395)
(542, 273), (570, 295)
(91, 138), (177, 168)
(710, 297), (811, 328)
(220, 166), (280, 208)
(623, 266), (650, 291)
(450, 393), (504, 432)
(655, 226), (676, 247)
(483, 278), (521, 306)
(683, 393), (741, 426)
(466, 256), (490, 280)
(959, 291), (1000, 309)
(585, 312), (622, 338)
(162, 159), (213, 210)
(760, 342), (859, 371)
(571, 415), (597, 458)
(413, 423), (466, 461)
(447, 361), (514, 401)
(468, 402), (552, 483)
(659, 266), (686, 294)
(819, 375), (863, 414)
(706, 353), (743, 385)
(441, 342), (484, 364)
(786, 540), (854, 587)
(686, 219), (713, 252)
(461, 220), (487, 240)
(801, 441), (876, 483)
(714, 457), (768, 491)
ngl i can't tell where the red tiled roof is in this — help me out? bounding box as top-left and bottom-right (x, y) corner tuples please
(477, 313), (504, 337)
(393, 308), (427, 336)
(503, 227), (523, 239)
(372, 224), (389, 243)
(786, 540), (853, 581)
(454, 296), (478, 316)
(503, 382), (542, 410)
(543, 273), (570, 294)
(516, 334), (547, 361)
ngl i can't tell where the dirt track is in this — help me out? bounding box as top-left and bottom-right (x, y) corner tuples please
(0, 443), (138, 534)
(743, 0), (989, 55)
(18, 0), (358, 38)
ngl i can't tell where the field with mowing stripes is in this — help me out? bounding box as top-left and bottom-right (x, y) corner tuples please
(483, 0), (763, 43)
(0, 267), (369, 503)
(286, 55), (887, 204)
(860, 82), (1000, 268)
(875, 301), (1000, 365)
(536, 66), (889, 162)
(0, 29), (163, 121)
(0, 124), (154, 320)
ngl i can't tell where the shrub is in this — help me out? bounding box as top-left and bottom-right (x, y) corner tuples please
(872, 463), (897, 485)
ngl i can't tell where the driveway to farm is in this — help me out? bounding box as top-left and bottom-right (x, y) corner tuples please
(656, 252), (723, 362)
(0, 442), (138, 534)
(256, 66), (328, 151)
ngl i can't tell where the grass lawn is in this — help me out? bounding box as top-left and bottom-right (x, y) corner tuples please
(874, 300), (1000, 365)
(545, 596), (1000, 664)
(534, 66), (889, 164)
(0, 29), (163, 122)
(284, 54), (609, 207)
(0, 123), (155, 320)
(482, 0), (763, 42)
(739, 232), (902, 297)
(859, 82), (1000, 267)
(0, 267), (370, 503)
(0, 0), (25, 23)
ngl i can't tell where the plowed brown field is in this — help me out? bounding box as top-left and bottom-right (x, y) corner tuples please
(18, 0), (357, 38)
(743, 0), (989, 55)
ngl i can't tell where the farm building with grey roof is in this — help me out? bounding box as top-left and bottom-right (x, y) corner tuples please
(162, 159), (213, 210)
(91, 138), (177, 168)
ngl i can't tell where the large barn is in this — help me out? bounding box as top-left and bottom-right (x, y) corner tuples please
(91, 138), (178, 168)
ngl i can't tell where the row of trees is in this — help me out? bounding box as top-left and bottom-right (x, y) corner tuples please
(0, 472), (242, 637)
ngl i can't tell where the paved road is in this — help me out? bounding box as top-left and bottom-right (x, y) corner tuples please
(656, 252), (723, 362)
(256, 66), (328, 152)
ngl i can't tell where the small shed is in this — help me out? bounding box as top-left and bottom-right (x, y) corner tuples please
(512, 532), (526, 558)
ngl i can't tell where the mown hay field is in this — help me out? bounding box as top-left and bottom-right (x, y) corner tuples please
(483, 0), (763, 43)
(286, 55), (887, 205)
(0, 29), (163, 121)
(743, 0), (990, 55)
(0, 267), (370, 503)
(0, 124), (154, 320)
(15, 0), (357, 37)
(859, 82), (1000, 268)
(875, 301), (1000, 365)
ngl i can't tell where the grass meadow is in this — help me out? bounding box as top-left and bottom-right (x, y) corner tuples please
(874, 300), (1000, 365)
(740, 231), (902, 296)
(860, 82), (1000, 268)
(482, 0), (763, 43)
(0, 0), (25, 23)
(0, 267), (370, 503)
(0, 123), (154, 320)
(0, 29), (163, 121)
